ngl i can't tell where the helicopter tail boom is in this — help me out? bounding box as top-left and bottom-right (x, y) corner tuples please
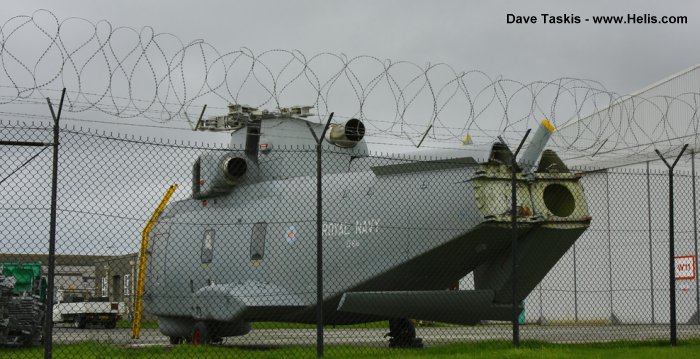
(337, 289), (515, 325)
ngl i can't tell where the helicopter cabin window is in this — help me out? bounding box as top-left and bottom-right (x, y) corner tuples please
(201, 229), (215, 264)
(250, 222), (267, 261)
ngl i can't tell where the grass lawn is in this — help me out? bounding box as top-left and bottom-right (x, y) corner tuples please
(2, 339), (699, 358)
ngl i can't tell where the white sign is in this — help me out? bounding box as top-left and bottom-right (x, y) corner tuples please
(675, 256), (696, 280)
(101, 277), (108, 297)
(123, 274), (131, 296)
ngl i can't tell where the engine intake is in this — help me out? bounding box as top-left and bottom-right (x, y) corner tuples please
(222, 157), (247, 179)
(193, 152), (249, 199)
(325, 118), (365, 148)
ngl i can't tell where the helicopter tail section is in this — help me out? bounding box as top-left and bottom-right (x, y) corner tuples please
(337, 289), (515, 325)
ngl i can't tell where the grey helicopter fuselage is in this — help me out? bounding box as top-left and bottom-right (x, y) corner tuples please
(143, 106), (591, 340)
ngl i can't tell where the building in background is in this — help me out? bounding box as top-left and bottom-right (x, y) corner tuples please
(0, 253), (110, 300)
(94, 254), (139, 320)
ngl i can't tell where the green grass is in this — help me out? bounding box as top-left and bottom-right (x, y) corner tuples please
(3, 339), (700, 358)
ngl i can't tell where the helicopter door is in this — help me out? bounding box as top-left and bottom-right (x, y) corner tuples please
(147, 219), (171, 289)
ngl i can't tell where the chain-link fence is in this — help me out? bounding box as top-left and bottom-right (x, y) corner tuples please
(2, 116), (700, 358)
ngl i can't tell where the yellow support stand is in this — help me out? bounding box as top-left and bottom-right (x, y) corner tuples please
(132, 184), (178, 339)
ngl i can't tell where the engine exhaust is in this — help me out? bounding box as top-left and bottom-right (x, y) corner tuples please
(324, 118), (365, 148)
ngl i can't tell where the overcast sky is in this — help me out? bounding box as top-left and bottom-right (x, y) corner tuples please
(5, 0), (698, 94)
(2, 0), (699, 149)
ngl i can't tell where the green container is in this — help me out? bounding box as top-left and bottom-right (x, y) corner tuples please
(1, 261), (43, 295)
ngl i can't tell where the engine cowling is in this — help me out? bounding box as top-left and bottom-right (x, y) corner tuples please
(193, 152), (248, 199)
(324, 118), (365, 148)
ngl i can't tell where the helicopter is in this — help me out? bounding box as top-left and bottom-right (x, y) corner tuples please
(141, 104), (590, 347)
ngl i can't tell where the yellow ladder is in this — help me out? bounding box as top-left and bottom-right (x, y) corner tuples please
(132, 184), (178, 339)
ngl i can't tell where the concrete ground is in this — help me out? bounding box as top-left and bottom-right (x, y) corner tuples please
(49, 324), (700, 347)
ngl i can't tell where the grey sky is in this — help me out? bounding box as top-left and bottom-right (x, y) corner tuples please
(5, 0), (698, 95)
(2, 0), (699, 152)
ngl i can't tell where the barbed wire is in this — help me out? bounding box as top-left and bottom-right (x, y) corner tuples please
(1, 10), (700, 165)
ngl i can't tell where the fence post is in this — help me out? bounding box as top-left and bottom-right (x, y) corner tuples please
(647, 161), (655, 324)
(538, 283), (543, 324)
(573, 243), (578, 322)
(655, 144), (688, 346)
(692, 150), (700, 324)
(44, 88), (66, 359)
(315, 113), (334, 358)
(606, 171), (615, 323)
(510, 129), (530, 348)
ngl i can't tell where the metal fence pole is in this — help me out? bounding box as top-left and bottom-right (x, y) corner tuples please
(573, 243), (578, 322)
(692, 150), (700, 324)
(44, 88), (65, 359)
(315, 113), (334, 358)
(655, 144), (688, 346)
(669, 160), (677, 344)
(606, 171), (614, 322)
(510, 129), (530, 348)
(647, 161), (655, 324)
(538, 283), (543, 324)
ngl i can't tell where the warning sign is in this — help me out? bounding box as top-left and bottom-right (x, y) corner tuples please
(675, 255), (696, 280)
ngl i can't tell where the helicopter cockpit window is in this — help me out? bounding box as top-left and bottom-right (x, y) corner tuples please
(201, 229), (215, 264)
(250, 222), (267, 261)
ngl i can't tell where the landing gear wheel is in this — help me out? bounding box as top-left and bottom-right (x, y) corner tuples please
(169, 336), (184, 345)
(104, 318), (117, 329)
(191, 322), (210, 347)
(386, 318), (424, 348)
